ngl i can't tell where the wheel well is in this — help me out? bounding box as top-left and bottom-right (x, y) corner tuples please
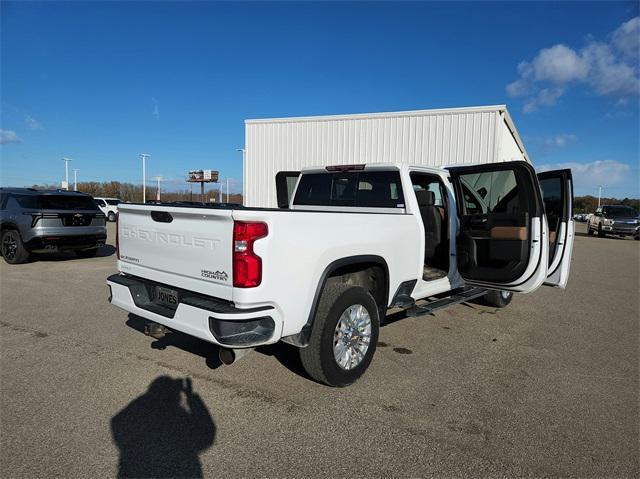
(0, 223), (18, 235)
(325, 262), (388, 310)
(281, 256), (390, 348)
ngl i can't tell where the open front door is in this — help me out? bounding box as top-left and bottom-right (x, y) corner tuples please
(275, 171), (300, 209)
(449, 161), (548, 293)
(538, 169), (574, 289)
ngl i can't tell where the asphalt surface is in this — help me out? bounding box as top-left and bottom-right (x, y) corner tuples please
(1, 222), (638, 478)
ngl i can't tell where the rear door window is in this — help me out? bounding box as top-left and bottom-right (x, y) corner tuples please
(14, 195), (40, 209)
(294, 171), (405, 208)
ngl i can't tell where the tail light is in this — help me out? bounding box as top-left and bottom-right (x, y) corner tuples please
(233, 221), (268, 288)
(115, 212), (120, 260)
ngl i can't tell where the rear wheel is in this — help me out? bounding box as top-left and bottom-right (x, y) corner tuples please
(75, 247), (99, 258)
(481, 290), (513, 308)
(300, 284), (379, 387)
(587, 224), (594, 236)
(1, 230), (30, 264)
(107, 211), (116, 222)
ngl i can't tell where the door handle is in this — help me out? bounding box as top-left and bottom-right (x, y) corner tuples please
(469, 218), (488, 227)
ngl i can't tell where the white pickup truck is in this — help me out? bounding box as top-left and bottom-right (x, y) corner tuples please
(107, 162), (574, 386)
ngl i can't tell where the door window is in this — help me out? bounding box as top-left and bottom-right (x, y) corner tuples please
(458, 170), (521, 215)
(539, 175), (563, 261)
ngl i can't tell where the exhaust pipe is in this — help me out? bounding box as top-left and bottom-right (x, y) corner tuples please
(219, 347), (254, 365)
(144, 322), (170, 339)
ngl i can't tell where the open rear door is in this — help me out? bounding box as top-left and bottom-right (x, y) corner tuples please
(448, 161), (548, 293)
(275, 171), (300, 209)
(538, 169), (574, 289)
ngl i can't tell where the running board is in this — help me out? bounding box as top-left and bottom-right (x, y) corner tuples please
(405, 287), (487, 317)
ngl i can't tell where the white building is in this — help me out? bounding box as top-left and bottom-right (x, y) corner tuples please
(243, 105), (530, 208)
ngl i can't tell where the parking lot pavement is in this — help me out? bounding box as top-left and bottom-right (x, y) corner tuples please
(1, 221), (638, 477)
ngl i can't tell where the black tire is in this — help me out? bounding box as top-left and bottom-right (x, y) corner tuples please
(300, 284), (379, 387)
(75, 247), (99, 258)
(1, 230), (30, 264)
(597, 224), (605, 237)
(587, 225), (594, 236)
(107, 211), (116, 222)
(481, 290), (513, 308)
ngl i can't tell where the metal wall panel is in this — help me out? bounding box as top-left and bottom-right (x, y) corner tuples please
(245, 106), (528, 207)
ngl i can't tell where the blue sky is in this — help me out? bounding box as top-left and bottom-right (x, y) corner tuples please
(1, 1), (638, 197)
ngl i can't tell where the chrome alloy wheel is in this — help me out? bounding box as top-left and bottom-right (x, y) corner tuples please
(333, 304), (372, 370)
(2, 234), (17, 261)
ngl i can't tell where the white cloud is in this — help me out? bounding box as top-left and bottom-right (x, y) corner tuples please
(544, 133), (577, 149)
(532, 44), (589, 84)
(612, 16), (640, 60)
(523, 87), (564, 112)
(507, 16), (640, 112)
(0, 129), (21, 144)
(24, 114), (42, 130)
(582, 42), (639, 96)
(537, 160), (633, 192)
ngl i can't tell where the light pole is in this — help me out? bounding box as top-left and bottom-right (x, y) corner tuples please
(62, 158), (72, 190)
(140, 153), (150, 203)
(72, 168), (79, 191)
(598, 185), (603, 208)
(154, 176), (162, 201)
(226, 178), (230, 203)
(237, 148), (245, 197)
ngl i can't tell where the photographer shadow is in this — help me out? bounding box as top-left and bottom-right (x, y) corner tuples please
(111, 376), (215, 479)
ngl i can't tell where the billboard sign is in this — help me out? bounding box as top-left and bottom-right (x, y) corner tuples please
(188, 169), (218, 182)
(204, 170), (219, 182)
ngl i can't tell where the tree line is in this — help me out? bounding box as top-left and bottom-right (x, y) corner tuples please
(573, 195), (639, 213)
(31, 181), (243, 205)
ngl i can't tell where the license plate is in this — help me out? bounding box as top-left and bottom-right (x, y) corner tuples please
(156, 286), (179, 308)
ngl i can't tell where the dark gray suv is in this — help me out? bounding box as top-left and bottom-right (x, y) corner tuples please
(0, 188), (107, 264)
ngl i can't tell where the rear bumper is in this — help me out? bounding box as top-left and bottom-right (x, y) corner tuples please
(25, 233), (107, 252)
(106, 274), (281, 348)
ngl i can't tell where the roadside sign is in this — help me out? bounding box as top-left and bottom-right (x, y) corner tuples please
(204, 170), (219, 182)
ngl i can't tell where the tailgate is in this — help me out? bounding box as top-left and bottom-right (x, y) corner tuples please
(117, 204), (234, 300)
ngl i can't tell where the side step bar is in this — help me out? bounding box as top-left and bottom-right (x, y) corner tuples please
(405, 287), (487, 317)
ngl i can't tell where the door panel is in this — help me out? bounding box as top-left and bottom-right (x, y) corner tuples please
(538, 169), (574, 289)
(448, 161), (548, 293)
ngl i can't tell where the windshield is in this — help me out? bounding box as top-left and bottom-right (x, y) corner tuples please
(106, 199), (121, 205)
(604, 206), (638, 218)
